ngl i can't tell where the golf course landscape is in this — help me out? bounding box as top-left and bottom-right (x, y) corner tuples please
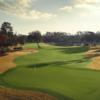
(0, 43), (100, 100)
(1, 0), (100, 99)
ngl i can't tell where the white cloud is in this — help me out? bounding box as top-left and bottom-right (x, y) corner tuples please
(74, 0), (100, 11)
(60, 0), (100, 16)
(60, 6), (73, 12)
(0, 0), (56, 19)
(17, 0), (32, 7)
(79, 12), (89, 17)
(74, 4), (92, 8)
(76, 0), (100, 4)
(74, 0), (100, 8)
(20, 10), (56, 19)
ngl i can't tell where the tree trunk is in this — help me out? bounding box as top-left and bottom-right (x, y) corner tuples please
(37, 42), (40, 48)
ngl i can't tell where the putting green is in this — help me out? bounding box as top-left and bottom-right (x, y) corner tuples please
(0, 43), (100, 100)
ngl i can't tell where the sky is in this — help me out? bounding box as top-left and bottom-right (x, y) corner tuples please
(0, 0), (100, 34)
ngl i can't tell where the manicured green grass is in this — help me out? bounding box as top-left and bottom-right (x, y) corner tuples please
(1, 43), (100, 100)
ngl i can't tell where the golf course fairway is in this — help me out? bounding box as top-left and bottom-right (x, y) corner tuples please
(0, 43), (100, 100)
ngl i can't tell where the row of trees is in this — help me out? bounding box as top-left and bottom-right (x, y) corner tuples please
(43, 31), (100, 46)
(1, 21), (100, 54)
(25, 31), (100, 48)
(26, 31), (100, 47)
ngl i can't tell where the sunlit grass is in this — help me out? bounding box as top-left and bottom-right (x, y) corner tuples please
(0, 43), (100, 100)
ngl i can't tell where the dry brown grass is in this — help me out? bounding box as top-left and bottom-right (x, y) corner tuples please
(0, 87), (57, 100)
(0, 49), (37, 73)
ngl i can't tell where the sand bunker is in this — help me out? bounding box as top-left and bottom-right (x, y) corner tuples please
(89, 56), (100, 70)
(85, 46), (100, 70)
(85, 49), (100, 58)
(0, 87), (56, 100)
(0, 49), (37, 73)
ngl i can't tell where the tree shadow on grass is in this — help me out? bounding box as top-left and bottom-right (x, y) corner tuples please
(27, 58), (89, 69)
(54, 46), (89, 54)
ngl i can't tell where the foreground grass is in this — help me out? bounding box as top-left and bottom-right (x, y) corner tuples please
(0, 43), (100, 100)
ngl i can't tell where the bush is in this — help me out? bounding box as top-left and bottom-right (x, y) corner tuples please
(0, 47), (9, 56)
(13, 47), (23, 51)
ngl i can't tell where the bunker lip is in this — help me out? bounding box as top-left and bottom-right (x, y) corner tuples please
(0, 86), (57, 100)
(0, 49), (38, 73)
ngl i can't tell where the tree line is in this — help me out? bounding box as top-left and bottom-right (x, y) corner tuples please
(43, 31), (100, 46)
(0, 22), (100, 55)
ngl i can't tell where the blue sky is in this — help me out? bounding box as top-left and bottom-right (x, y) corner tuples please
(0, 0), (100, 34)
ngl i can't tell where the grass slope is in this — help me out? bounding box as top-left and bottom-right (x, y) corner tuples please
(0, 43), (100, 100)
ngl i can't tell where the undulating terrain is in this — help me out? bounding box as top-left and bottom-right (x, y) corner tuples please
(0, 43), (100, 100)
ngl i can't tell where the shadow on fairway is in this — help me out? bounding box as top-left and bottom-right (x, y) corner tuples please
(0, 76), (74, 100)
(54, 46), (89, 54)
(35, 88), (75, 100)
(0, 84), (74, 100)
(27, 60), (100, 72)
(28, 58), (89, 68)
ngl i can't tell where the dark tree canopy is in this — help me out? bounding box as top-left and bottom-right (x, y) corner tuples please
(0, 22), (14, 47)
(1, 22), (13, 35)
(43, 31), (100, 46)
(28, 31), (42, 48)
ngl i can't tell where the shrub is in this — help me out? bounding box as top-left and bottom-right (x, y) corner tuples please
(13, 47), (23, 51)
